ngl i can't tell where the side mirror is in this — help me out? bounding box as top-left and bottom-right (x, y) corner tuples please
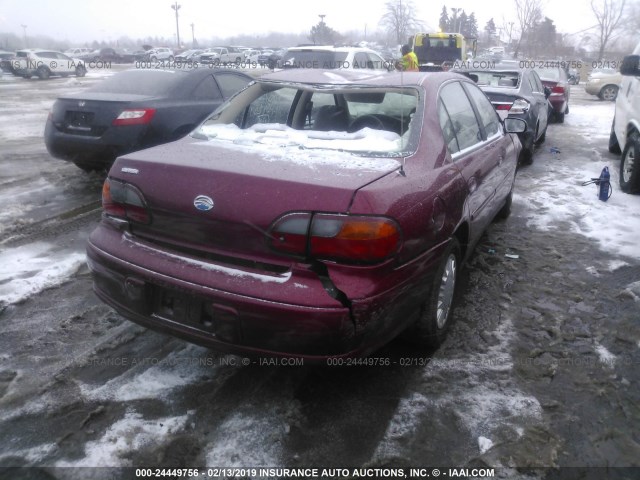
(544, 86), (552, 99)
(620, 55), (640, 76)
(504, 117), (527, 133)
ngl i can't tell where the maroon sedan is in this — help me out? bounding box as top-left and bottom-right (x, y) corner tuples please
(537, 67), (571, 123)
(86, 69), (525, 360)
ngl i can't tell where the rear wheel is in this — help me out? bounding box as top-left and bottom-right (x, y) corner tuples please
(75, 65), (86, 77)
(37, 66), (50, 80)
(555, 111), (565, 123)
(599, 85), (618, 101)
(406, 237), (461, 348)
(620, 137), (640, 194)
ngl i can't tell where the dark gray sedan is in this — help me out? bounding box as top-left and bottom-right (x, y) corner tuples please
(456, 66), (550, 164)
(45, 68), (252, 171)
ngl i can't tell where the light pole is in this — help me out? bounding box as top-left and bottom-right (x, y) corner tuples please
(171, 2), (181, 48)
(21, 24), (27, 47)
(190, 23), (195, 47)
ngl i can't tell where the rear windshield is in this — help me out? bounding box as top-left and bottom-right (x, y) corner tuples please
(87, 69), (186, 95)
(469, 71), (520, 88)
(536, 68), (562, 81)
(196, 82), (421, 157)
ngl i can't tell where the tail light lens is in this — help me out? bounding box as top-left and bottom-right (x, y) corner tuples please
(509, 99), (530, 114)
(494, 103), (512, 111)
(102, 178), (151, 224)
(112, 108), (156, 126)
(269, 213), (402, 264)
(493, 99), (530, 114)
(551, 85), (565, 95)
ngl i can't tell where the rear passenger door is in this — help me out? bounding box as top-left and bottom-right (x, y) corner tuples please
(438, 80), (509, 241)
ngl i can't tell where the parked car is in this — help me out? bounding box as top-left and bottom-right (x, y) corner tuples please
(256, 49), (275, 66)
(609, 43), (640, 193)
(64, 47), (93, 57)
(457, 66), (549, 164)
(282, 46), (389, 71)
(83, 47), (135, 63)
(144, 47), (174, 62)
(11, 49), (86, 79)
(85, 69), (525, 360)
(45, 68), (252, 171)
(174, 49), (203, 64)
(585, 68), (622, 101)
(536, 67), (571, 123)
(199, 47), (244, 65)
(0, 50), (14, 73)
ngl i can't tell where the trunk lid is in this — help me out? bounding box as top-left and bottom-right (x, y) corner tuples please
(51, 94), (155, 136)
(111, 135), (401, 262)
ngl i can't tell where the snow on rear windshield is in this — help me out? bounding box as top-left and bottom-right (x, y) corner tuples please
(196, 83), (420, 156)
(87, 69), (184, 95)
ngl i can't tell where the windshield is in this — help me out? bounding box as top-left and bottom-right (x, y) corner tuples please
(195, 82), (420, 157)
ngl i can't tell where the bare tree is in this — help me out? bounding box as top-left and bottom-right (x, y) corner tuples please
(379, 0), (423, 45)
(591, 0), (627, 60)
(512, 0), (543, 58)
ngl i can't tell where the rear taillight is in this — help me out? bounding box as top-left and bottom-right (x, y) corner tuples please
(102, 178), (151, 224)
(112, 108), (156, 126)
(509, 98), (530, 114)
(269, 213), (401, 264)
(494, 103), (512, 111)
(551, 85), (565, 94)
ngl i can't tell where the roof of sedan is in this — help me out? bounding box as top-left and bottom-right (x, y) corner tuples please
(259, 69), (464, 87)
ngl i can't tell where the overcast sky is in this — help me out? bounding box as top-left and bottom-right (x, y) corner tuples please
(0, 0), (615, 45)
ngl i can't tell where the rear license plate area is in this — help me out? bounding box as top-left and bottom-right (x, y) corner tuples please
(65, 111), (94, 130)
(152, 287), (218, 332)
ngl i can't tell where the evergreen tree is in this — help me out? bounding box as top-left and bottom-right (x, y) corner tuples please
(439, 5), (450, 31)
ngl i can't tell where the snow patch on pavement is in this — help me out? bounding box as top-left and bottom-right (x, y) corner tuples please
(79, 345), (214, 402)
(515, 101), (640, 261)
(205, 408), (285, 467)
(56, 410), (192, 467)
(0, 242), (86, 305)
(372, 315), (542, 461)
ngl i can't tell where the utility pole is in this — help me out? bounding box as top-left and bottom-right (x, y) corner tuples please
(171, 2), (181, 48)
(21, 24), (27, 47)
(190, 23), (195, 47)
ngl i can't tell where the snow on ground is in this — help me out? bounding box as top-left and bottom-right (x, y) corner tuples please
(56, 410), (192, 467)
(372, 314), (542, 461)
(79, 344), (215, 402)
(204, 408), (286, 467)
(515, 101), (640, 260)
(0, 242), (86, 305)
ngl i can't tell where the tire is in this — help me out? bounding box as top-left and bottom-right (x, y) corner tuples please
(406, 237), (461, 348)
(519, 147), (533, 165)
(75, 65), (86, 78)
(37, 66), (50, 80)
(535, 125), (546, 145)
(620, 138), (640, 194)
(168, 56), (174, 62)
(497, 189), (513, 220)
(599, 85), (618, 101)
(555, 111), (565, 123)
(609, 120), (621, 154)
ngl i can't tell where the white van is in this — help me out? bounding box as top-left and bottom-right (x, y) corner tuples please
(610, 41), (640, 193)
